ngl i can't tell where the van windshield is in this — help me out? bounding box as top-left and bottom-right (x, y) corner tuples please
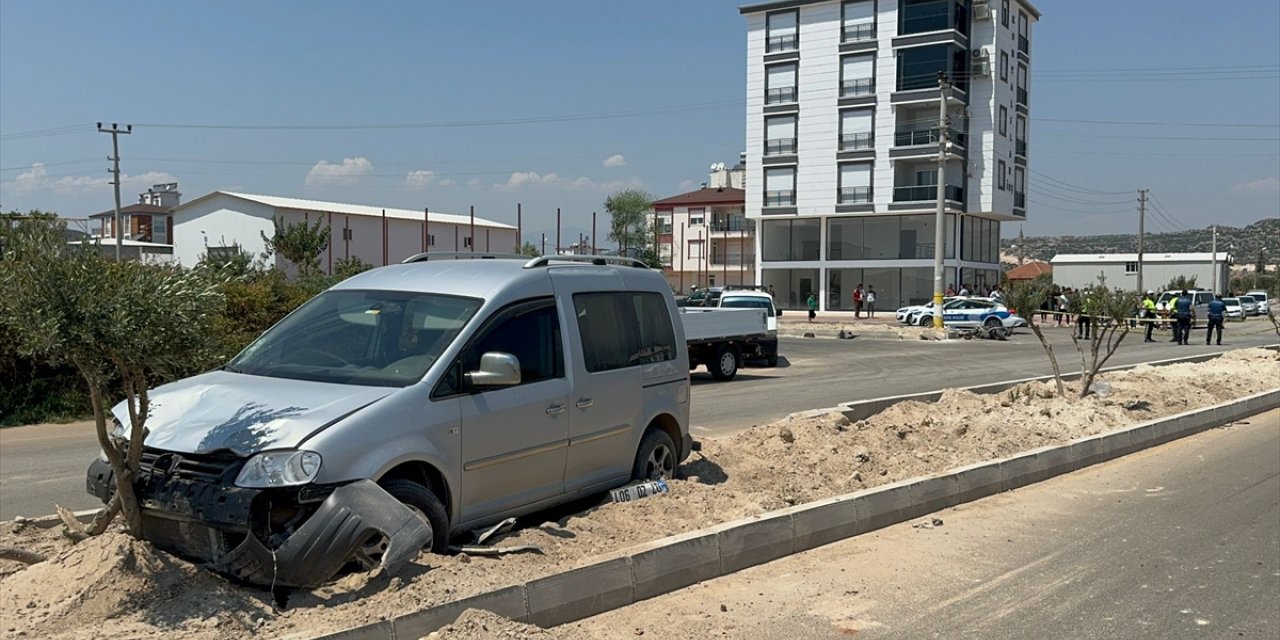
(225, 290), (482, 387)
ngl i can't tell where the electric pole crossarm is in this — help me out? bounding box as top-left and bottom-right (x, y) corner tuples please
(97, 122), (132, 261)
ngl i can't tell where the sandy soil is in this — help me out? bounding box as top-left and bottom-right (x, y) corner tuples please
(0, 348), (1275, 639)
(779, 322), (933, 341)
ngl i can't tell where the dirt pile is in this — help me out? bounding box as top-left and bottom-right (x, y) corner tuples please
(0, 530), (271, 639)
(423, 608), (560, 640)
(0, 349), (1275, 639)
(0, 520), (77, 580)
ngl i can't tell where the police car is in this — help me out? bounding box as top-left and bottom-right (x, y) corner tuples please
(896, 297), (958, 326)
(940, 297), (1025, 330)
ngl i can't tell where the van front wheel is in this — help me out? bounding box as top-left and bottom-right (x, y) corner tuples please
(378, 479), (450, 554)
(631, 429), (677, 482)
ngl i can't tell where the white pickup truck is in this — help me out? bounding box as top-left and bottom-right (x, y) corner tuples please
(680, 306), (771, 381)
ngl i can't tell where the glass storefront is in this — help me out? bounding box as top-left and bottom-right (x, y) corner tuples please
(828, 214), (955, 261)
(761, 218), (820, 261)
(762, 268), (821, 310)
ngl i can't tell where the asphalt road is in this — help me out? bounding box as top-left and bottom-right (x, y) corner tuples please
(567, 408), (1280, 638)
(1, 327), (1275, 520)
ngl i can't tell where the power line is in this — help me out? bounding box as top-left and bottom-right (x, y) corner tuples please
(1033, 117), (1279, 128)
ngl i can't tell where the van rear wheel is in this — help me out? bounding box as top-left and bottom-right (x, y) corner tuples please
(631, 429), (677, 482)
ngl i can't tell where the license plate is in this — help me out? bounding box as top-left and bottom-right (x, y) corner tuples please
(610, 479), (670, 503)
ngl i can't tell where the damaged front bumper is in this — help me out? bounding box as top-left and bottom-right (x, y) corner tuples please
(86, 455), (431, 588)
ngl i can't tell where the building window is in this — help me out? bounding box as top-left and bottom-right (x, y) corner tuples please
(1001, 0), (1009, 27)
(764, 167), (797, 207)
(1000, 50), (1009, 82)
(1013, 166), (1026, 208)
(998, 160), (1007, 190)
(998, 105), (1008, 136)
(840, 109), (874, 150)
(1125, 261), (1139, 274)
(765, 63), (798, 104)
(838, 162), (872, 204)
(205, 245), (242, 261)
(764, 114), (798, 155)
(687, 239), (705, 259)
(841, 0), (875, 42)
(1016, 63), (1028, 104)
(897, 43), (967, 92)
(1018, 11), (1030, 53)
(761, 218), (820, 261)
(464, 236), (472, 248)
(689, 208), (706, 226)
(840, 54), (875, 97)
(342, 228), (354, 241)
(766, 10), (799, 52)
(1015, 115), (1027, 156)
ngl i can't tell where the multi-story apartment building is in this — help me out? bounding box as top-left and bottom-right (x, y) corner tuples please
(652, 159), (754, 293)
(741, 0), (1038, 310)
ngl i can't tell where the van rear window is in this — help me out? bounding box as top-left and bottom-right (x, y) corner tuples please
(572, 292), (676, 373)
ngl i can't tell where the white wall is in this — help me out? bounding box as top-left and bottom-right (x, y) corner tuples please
(744, 11), (767, 222)
(172, 195), (275, 266)
(794, 2), (841, 216)
(1054, 261), (1232, 293)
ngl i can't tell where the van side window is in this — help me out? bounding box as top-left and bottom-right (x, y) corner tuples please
(433, 298), (562, 398)
(573, 292), (676, 373)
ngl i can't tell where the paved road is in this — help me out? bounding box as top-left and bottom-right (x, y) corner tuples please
(566, 409), (1280, 639)
(1, 328), (1275, 520)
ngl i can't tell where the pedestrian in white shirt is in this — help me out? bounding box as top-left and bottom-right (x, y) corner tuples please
(866, 287), (878, 318)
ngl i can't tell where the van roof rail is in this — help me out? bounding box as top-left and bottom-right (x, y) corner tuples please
(523, 255), (650, 269)
(402, 251), (527, 264)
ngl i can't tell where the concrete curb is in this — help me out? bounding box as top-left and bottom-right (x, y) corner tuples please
(313, 386), (1280, 639)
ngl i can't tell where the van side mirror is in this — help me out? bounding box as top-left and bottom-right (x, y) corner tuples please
(465, 352), (521, 388)
(775, 309), (783, 317)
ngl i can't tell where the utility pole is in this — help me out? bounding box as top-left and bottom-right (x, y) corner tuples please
(1210, 224), (1218, 293)
(97, 122), (132, 261)
(1136, 189), (1148, 295)
(931, 74), (950, 330)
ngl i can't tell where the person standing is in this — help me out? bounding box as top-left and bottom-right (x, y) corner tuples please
(1205, 294), (1226, 346)
(946, 284), (956, 296)
(1142, 291), (1158, 342)
(1173, 289), (1193, 345)
(806, 292), (817, 322)
(959, 283), (971, 296)
(866, 286), (877, 318)
(1077, 293), (1094, 340)
(852, 284), (865, 319)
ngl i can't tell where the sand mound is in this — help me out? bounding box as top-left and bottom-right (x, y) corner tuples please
(424, 608), (559, 639)
(0, 531), (271, 638)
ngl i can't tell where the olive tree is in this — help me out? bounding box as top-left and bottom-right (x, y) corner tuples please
(1071, 274), (1140, 398)
(1004, 278), (1065, 396)
(606, 188), (661, 266)
(261, 216), (330, 276)
(0, 220), (225, 536)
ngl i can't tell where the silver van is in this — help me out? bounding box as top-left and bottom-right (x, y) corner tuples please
(86, 255), (692, 586)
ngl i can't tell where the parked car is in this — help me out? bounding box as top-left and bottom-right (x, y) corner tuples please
(1237, 294), (1260, 316)
(940, 297), (1025, 331)
(677, 287), (723, 307)
(1244, 290), (1270, 315)
(1221, 297), (1245, 321)
(86, 254), (694, 588)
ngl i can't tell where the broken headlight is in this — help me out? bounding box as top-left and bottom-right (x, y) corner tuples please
(235, 450), (322, 488)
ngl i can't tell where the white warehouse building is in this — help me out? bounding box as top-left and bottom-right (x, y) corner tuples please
(171, 192), (518, 272)
(740, 0), (1039, 310)
(1051, 253), (1234, 294)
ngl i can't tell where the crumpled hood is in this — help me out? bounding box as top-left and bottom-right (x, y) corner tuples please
(111, 370), (394, 456)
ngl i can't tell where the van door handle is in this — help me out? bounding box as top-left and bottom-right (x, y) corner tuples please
(576, 397), (594, 409)
(546, 404), (566, 416)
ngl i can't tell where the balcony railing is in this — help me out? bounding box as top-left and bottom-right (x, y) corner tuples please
(840, 132), (874, 151)
(838, 187), (872, 204)
(764, 138), (797, 155)
(893, 184), (964, 203)
(710, 253), (756, 266)
(1016, 87), (1028, 105)
(766, 86), (798, 104)
(1014, 192), (1026, 208)
(1017, 35), (1029, 55)
(764, 190), (796, 207)
(893, 127), (967, 148)
(841, 78), (875, 97)
(767, 33), (798, 53)
(841, 23), (875, 42)
(1015, 139), (1027, 156)
(711, 218), (752, 233)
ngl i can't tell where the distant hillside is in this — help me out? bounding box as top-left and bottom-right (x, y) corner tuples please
(1004, 218), (1279, 264)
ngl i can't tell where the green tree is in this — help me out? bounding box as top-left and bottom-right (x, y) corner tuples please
(515, 241), (541, 257)
(1166, 274), (1197, 292)
(1004, 278), (1065, 396)
(1072, 274), (1140, 399)
(261, 216), (331, 276)
(333, 256), (373, 280)
(605, 188), (657, 258)
(0, 219), (225, 536)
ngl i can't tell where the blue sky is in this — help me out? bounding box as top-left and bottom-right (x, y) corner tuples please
(1, 0), (1277, 243)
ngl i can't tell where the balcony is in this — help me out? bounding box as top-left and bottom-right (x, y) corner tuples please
(710, 218), (753, 233)
(1016, 87), (1028, 105)
(842, 23), (875, 43)
(767, 33), (798, 53)
(1014, 192), (1026, 208)
(840, 132), (874, 151)
(899, 0), (950, 35)
(1015, 139), (1026, 157)
(764, 190), (796, 207)
(1017, 35), (1029, 55)
(893, 127), (967, 148)
(841, 78), (875, 97)
(764, 138), (797, 155)
(838, 187), (872, 204)
(710, 254), (756, 266)
(893, 184), (964, 203)
(766, 87), (797, 104)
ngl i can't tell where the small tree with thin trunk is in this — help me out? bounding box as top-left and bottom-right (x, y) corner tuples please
(0, 219), (225, 536)
(605, 188), (656, 260)
(1071, 274), (1140, 398)
(514, 241), (541, 257)
(261, 216), (330, 276)
(1004, 278), (1065, 396)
